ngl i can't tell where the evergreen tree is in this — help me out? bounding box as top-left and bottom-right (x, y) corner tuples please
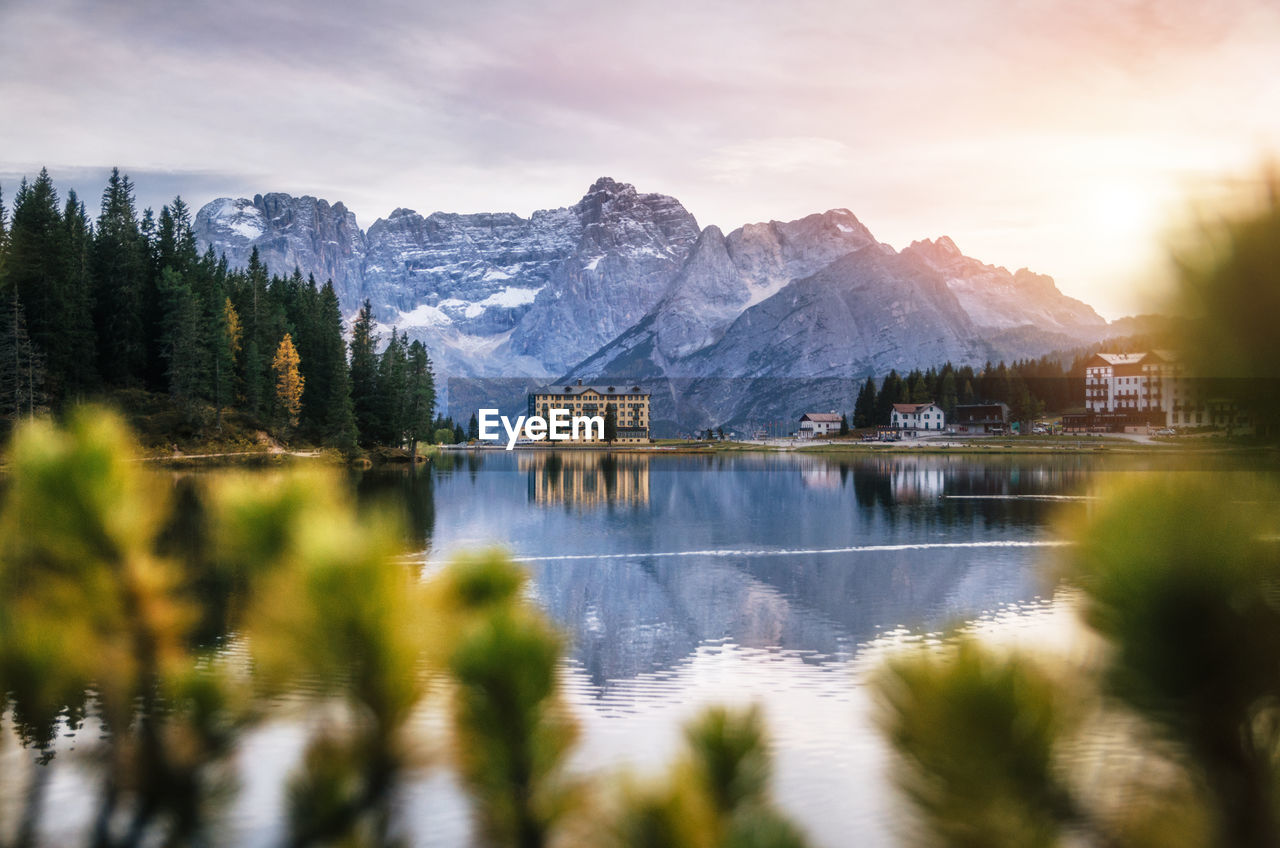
(234, 248), (277, 419)
(467, 412), (479, 441)
(59, 190), (98, 397)
(453, 422), (465, 444)
(0, 288), (46, 423)
(839, 414), (849, 436)
(92, 168), (148, 386)
(853, 377), (877, 429)
(349, 300), (380, 446)
(604, 403), (618, 443)
(157, 267), (208, 409)
(404, 340), (436, 460)
(376, 330), (408, 446)
(309, 282), (356, 449)
(875, 371), (905, 425)
(909, 371), (930, 403)
(6, 170), (96, 400)
(939, 370), (959, 417)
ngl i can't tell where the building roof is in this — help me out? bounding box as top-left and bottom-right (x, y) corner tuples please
(891, 402), (938, 414)
(532, 382), (648, 397)
(1095, 353), (1147, 366)
(800, 412), (842, 423)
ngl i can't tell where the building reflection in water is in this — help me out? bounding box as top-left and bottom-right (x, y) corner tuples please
(521, 451), (651, 508)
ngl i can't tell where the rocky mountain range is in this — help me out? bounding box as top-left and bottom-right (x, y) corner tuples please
(195, 178), (1111, 433)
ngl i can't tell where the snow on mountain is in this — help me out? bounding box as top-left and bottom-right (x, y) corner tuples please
(195, 179), (1111, 430)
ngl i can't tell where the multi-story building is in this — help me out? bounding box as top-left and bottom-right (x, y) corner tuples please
(890, 402), (946, 431)
(527, 380), (652, 444)
(1082, 350), (1249, 431)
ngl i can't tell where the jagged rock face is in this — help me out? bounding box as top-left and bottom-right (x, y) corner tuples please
(652, 210), (879, 360)
(360, 207), (581, 334)
(195, 179), (1111, 430)
(663, 247), (983, 427)
(903, 236), (1105, 333)
(689, 248), (979, 379)
(505, 177), (700, 374)
(193, 193), (366, 294)
(196, 177), (699, 382)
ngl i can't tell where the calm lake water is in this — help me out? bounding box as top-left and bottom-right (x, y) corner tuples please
(4, 449), (1272, 846)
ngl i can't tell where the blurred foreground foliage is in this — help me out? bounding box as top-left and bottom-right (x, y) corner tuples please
(1177, 176), (1280, 438)
(0, 408), (811, 848)
(876, 475), (1280, 848)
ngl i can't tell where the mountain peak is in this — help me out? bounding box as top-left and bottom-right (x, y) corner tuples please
(909, 235), (962, 259)
(586, 176), (634, 197)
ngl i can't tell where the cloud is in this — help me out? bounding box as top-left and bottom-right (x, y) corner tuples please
(702, 138), (852, 184)
(2, 0), (1278, 317)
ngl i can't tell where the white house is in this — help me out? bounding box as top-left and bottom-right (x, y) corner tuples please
(891, 402), (946, 431)
(798, 412), (842, 438)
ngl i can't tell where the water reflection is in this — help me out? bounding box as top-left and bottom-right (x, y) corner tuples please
(407, 451), (1107, 689)
(521, 452), (651, 508)
(350, 465), (436, 548)
(8, 450), (1272, 848)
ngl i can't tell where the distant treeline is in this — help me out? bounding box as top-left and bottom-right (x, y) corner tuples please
(0, 168), (448, 450)
(852, 355), (1107, 428)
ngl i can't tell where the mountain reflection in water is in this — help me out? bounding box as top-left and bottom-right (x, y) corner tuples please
(11, 449), (1265, 848)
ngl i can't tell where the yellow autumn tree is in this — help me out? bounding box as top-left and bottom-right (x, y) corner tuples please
(272, 332), (304, 431)
(223, 297), (242, 359)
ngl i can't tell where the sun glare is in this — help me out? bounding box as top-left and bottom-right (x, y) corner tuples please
(1092, 184), (1160, 238)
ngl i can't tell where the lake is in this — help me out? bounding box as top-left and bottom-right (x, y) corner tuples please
(4, 448), (1270, 846)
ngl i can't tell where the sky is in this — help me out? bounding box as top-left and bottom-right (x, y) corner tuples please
(3, 0), (1279, 319)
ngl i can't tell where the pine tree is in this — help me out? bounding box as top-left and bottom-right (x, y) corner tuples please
(404, 340), (436, 460)
(6, 172), (67, 399)
(467, 412), (479, 441)
(92, 168), (148, 386)
(909, 370), (930, 403)
(876, 371), (905, 425)
(158, 268), (208, 409)
(939, 369), (959, 418)
(349, 300), (380, 446)
(234, 248), (279, 419)
(839, 414), (849, 436)
(0, 287), (46, 423)
(272, 333), (304, 433)
(59, 191), (98, 397)
(310, 282), (356, 449)
(376, 331), (409, 446)
(604, 403), (618, 443)
(853, 377), (877, 429)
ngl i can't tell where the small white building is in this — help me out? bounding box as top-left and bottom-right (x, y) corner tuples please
(798, 412), (842, 438)
(891, 402), (946, 431)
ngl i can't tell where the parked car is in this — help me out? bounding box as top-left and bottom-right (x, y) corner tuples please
(1156, 428), (1176, 436)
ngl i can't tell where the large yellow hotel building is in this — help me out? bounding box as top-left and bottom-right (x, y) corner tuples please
(527, 380), (652, 444)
